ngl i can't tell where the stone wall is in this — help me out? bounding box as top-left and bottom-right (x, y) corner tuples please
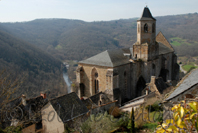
(113, 64), (131, 102)
(137, 20), (156, 44)
(77, 64), (112, 97)
(76, 52), (176, 104)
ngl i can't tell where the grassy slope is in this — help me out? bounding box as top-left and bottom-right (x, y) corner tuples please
(182, 63), (198, 71)
(0, 27), (67, 99)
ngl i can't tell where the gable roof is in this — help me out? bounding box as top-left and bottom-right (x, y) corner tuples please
(82, 92), (112, 109)
(138, 7), (156, 21)
(79, 48), (130, 67)
(50, 92), (88, 123)
(159, 42), (174, 55)
(166, 68), (198, 101)
(156, 32), (174, 51)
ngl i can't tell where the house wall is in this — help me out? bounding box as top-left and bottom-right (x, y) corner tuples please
(42, 103), (64, 133)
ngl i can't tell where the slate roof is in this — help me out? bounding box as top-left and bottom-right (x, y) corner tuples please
(26, 96), (48, 112)
(2, 95), (48, 128)
(159, 42), (174, 55)
(79, 49), (130, 67)
(138, 7), (156, 21)
(156, 32), (174, 51)
(166, 68), (198, 101)
(82, 92), (112, 109)
(50, 92), (88, 123)
(89, 92), (111, 105)
(79, 42), (173, 67)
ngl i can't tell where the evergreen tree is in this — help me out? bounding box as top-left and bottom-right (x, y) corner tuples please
(131, 107), (135, 133)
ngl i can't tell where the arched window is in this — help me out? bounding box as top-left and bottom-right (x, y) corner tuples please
(91, 68), (99, 94)
(95, 72), (98, 78)
(94, 72), (99, 93)
(80, 83), (85, 96)
(152, 23), (155, 33)
(144, 23), (148, 33)
(95, 79), (99, 93)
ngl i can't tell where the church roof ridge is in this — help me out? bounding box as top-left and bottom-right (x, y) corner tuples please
(138, 6), (156, 21)
(79, 48), (130, 67)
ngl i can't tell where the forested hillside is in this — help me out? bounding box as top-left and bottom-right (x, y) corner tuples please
(0, 26), (67, 99)
(1, 13), (198, 60)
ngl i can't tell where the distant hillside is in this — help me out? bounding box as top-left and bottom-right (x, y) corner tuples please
(1, 13), (198, 60)
(0, 26), (67, 99)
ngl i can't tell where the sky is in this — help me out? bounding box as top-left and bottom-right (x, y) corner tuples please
(0, 0), (197, 22)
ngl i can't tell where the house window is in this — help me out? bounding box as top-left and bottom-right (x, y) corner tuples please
(144, 23), (148, 33)
(138, 24), (140, 33)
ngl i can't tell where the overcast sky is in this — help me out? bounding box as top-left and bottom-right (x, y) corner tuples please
(0, 0), (197, 22)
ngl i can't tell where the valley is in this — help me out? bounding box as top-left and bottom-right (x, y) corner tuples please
(0, 12), (198, 100)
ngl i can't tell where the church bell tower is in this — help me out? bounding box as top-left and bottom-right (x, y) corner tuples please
(133, 6), (159, 61)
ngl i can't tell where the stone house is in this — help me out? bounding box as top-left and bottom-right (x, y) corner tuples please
(1, 93), (48, 131)
(75, 7), (179, 104)
(41, 92), (89, 133)
(142, 76), (172, 96)
(163, 68), (198, 121)
(81, 91), (118, 115)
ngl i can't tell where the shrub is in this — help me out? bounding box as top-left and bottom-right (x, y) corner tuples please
(156, 101), (198, 132)
(146, 102), (163, 112)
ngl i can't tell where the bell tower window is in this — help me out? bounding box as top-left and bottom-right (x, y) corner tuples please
(144, 23), (148, 33)
(152, 23), (155, 33)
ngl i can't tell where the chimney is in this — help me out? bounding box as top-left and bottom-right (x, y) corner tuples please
(40, 92), (46, 99)
(151, 76), (156, 84)
(21, 94), (26, 106)
(146, 88), (149, 95)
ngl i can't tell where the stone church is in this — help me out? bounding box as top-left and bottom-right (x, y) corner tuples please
(75, 7), (179, 104)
